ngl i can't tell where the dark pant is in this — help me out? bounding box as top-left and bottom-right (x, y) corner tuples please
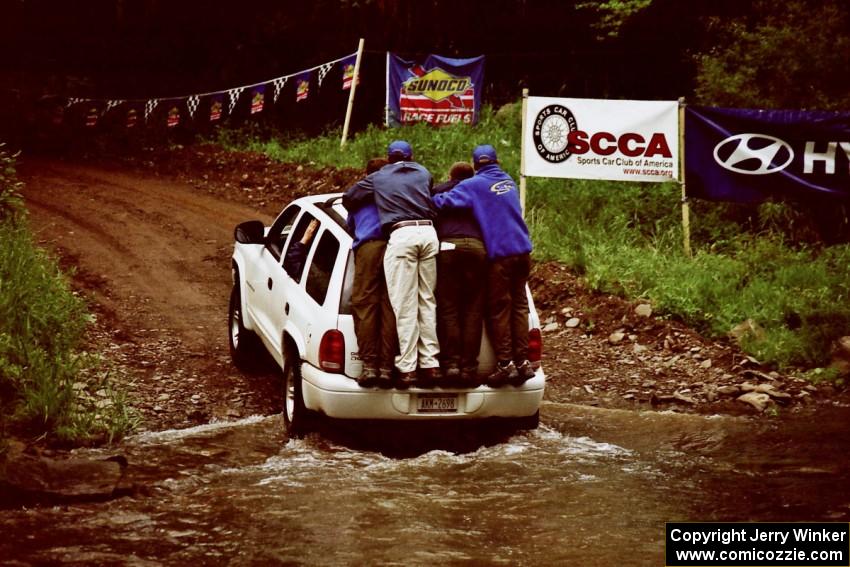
(488, 253), (531, 364)
(351, 240), (398, 369)
(436, 238), (487, 371)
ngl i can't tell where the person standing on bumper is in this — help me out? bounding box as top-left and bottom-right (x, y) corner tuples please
(432, 144), (535, 387)
(432, 161), (486, 387)
(347, 157), (398, 388)
(342, 141), (440, 388)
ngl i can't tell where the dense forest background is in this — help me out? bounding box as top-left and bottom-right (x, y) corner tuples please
(2, 0), (849, 143)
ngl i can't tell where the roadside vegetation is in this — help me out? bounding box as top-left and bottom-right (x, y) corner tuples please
(0, 146), (135, 447)
(216, 105), (850, 377)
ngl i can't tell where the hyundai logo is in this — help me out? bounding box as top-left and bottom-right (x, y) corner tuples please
(713, 134), (794, 175)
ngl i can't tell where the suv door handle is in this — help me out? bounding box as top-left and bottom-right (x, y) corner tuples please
(267, 277), (273, 290)
(285, 303), (290, 315)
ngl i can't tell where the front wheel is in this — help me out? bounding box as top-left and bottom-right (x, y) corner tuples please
(282, 343), (316, 438)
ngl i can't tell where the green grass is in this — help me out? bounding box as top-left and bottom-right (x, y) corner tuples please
(533, 182), (850, 370)
(216, 106), (850, 374)
(215, 103), (526, 178)
(0, 148), (136, 445)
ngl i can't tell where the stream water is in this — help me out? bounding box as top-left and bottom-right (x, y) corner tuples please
(2, 403), (849, 566)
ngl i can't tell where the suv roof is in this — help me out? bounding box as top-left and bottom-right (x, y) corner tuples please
(296, 192), (349, 232)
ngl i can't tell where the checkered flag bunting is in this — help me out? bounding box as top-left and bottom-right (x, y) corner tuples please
(272, 77), (288, 103)
(317, 63), (334, 87)
(105, 100), (124, 114)
(144, 99), (160, 122)
(187, 95), (200, 119)
(45, 51), (358, 131)
(228, 87), (245, 114)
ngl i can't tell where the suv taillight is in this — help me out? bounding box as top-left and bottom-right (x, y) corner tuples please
(319, 329), (345, 373)
(528, 328), (542, 363)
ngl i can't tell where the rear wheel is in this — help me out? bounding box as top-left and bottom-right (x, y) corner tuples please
(228, 282), (262, 371)
(282, 343), (316, 438)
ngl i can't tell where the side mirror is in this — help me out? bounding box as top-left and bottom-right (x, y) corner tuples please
(234, 220), (265, 244)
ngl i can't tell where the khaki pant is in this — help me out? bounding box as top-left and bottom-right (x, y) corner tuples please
(383, 225), (440, 373)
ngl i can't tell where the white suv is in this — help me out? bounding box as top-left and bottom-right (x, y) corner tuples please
(229, 193), (545, 436)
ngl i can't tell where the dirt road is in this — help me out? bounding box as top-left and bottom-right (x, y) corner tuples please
(20, 158), (282, 429)
(17, 148), (839, 433)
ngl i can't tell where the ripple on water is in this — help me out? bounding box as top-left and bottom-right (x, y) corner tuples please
(130, 415), (273, 444)
(557, 436), (633, 458)
(10, 409), (850, 567)
(228, 425), (652, 498)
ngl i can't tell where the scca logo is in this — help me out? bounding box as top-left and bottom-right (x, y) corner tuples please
(567, 131), (671, 158)
(533, 104), (673, 163)
(533, 104), (578, 163)
(490, 180), (515, 195)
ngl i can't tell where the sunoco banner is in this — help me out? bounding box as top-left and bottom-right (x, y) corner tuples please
(387, 53), (484, 126)
(523, 97), (679, 182)
(686, 106), (850, 203)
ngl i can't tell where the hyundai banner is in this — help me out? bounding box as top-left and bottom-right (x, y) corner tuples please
(523, 97), (679, 182)
(686, 106), (850, 203)
(387, 53), (484, 126)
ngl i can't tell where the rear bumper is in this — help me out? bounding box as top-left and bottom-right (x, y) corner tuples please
(300, 364), (545, 420)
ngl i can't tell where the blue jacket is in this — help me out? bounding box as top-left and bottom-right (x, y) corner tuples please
(432, 163), (532, 259)
(431, 179), (483, 241)
(346, 203), (384, 250)
(342, 161), (434, 234)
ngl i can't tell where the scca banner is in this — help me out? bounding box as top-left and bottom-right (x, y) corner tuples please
(686, 106), (850, 203)
(387, 53), (484, 126)
(523, 97), (679, 182)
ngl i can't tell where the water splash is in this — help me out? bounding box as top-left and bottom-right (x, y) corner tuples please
(131, 415), (273, 444)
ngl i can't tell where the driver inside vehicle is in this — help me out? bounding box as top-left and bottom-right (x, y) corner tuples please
(283, 218), (319, 281)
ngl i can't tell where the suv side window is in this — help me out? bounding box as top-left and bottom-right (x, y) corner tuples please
(305, 230), (340, 305)
(338, 250), (354, 315)
(282, 212), (317, 283)
(265, 205), (300, 260)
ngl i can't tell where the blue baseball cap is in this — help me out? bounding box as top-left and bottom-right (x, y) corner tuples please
(387, 140), (413, 159)
(472, 144), (498, 166)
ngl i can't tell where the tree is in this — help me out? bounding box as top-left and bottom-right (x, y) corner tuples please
(577, 0), (655, 40)
(694, 0), (850, 110)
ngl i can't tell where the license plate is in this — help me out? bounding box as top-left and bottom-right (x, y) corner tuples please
(416, 393), (458, 413)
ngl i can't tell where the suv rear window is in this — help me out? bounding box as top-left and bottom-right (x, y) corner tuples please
(305, 230), (339, 305)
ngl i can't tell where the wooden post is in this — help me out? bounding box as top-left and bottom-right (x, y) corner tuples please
(520, 88), (529, 217)
(384, 51), (391, 127)
(340, 38), (365, 149)
(679, 97), (692, 258)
